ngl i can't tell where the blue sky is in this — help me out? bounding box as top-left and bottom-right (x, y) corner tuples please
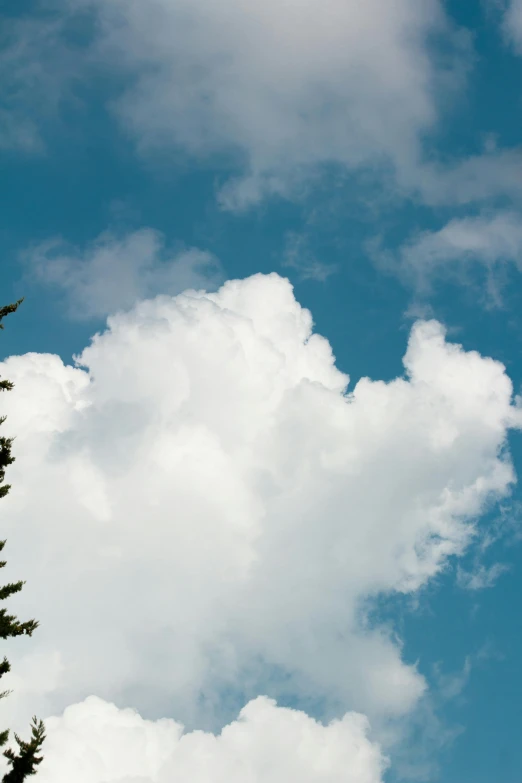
(2, 1), (522, 781)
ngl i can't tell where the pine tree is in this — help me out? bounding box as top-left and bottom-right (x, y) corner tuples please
(0, 300), (45, 781)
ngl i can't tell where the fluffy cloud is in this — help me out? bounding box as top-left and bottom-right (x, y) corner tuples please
(0, 695), (386, 782)
(0, 273), (520, 775)
(381, 211), (522, 299)
(23, 229), (223, 319)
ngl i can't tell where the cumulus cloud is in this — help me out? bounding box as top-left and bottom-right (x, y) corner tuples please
(0, 694), (387, 783)
(23, 229), (223, 319)
(0, 273), (520, 775)
(379, 211), (522, 301)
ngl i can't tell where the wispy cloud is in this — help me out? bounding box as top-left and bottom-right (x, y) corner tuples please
(0, 10), (83, 152)
(22, 228), (223, 320)
(81, 0), (472, 209)
(6, 1), (522, 214)
(503, 0), (522, 50)
(433, 657), (472, 701)
(282, 233), (338, 282)
(457, 562), (511, 590)
(374, 211), (522, 305)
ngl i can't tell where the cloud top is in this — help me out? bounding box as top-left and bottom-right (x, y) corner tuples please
(28, 694), (387, 783)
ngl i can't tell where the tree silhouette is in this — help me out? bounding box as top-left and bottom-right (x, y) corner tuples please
(0, 300), (45, 781)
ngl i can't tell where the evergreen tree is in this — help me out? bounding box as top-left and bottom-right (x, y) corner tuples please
(0, 300), (45, 780)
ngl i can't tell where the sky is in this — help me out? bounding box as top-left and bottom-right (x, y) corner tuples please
(1, 1), (522, 781)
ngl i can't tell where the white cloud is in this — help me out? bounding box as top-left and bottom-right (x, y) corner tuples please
(382, 211), (522, 299)
(0, 273), (520, 774)
(0, 695), (387, 783)
(23, 229), (223, 319)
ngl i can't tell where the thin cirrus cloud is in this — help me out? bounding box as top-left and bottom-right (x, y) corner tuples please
(456, 562), (511, 591)
(0, 273), (520, 779)
(23, 228), (223, 320)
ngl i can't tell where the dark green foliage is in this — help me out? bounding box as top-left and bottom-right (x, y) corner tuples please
(1, 719), (45, 782)
(0, 301), (45, 780)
